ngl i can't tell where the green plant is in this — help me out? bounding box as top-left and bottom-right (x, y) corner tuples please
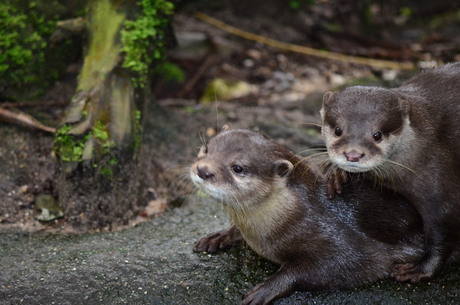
(133, 109), (142, 149)
(121, 0), (174, 88)
(54, 121), (115, 163)
(400, 6), (412, 18)
(151, 62), (185, 83)
(0, 1), (72, 99)
(288, 0), (315, 10)
(54, 125), (90, 162)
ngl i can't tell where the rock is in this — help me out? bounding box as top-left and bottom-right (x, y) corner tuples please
(200, 78), (255, 103)
(33, 195), (64, 221)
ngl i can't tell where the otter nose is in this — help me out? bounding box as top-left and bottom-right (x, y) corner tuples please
(197, 167), (215, 180)
(344, 150), (365, 162)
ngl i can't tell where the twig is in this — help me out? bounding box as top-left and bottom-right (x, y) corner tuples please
(194, 12), (415, 70)
(0, 107), (56, 133)
(177, 53), (217, 98)
(0, 100), (69, 109)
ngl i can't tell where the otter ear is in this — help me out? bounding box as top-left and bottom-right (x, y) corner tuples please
(400, 99), (410, 117)
(320, 91), (334, 119)
(274, 160), (294, 178)
(322, 91), (334, 106)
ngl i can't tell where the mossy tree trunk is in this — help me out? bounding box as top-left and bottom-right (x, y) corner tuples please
(54, 0), (173, 231)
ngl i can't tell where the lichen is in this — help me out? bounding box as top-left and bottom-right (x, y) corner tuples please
(77, 0), (125, 92)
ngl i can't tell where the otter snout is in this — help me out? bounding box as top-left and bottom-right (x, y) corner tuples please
(197, 166), (215, 180)
(344, 150), (365, 162)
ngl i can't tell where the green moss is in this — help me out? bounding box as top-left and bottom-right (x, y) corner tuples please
(77, 0), (125, 92)
(54, 125), (91, 162)
(100, 165), (113, 179)
(400, 6), (412, 18)
(0, 0), (80, 100)
(288, 0), (315, 10)
(120, 0), (174, 88)
(0, 2), (55, 97)
(93, 121), (109, 142)
(133, 109), (142, 149)
(54, 121), (115, 163)
(151, 62), (185, 83)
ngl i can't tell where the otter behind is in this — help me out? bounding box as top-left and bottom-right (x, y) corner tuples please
(320, 62), (460, 284)
(189, 129), (438, 305)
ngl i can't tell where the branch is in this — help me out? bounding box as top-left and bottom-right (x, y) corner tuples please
(0, 107), (56, 133)
(194, 12), (415, 70)
(0, 100), (69, 108)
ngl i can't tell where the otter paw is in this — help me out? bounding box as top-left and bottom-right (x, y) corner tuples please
(241, 282), (273, 305)
(391, 262), (433, 284)
(193, 228), (242, 253)
(326, 170), (348, 199)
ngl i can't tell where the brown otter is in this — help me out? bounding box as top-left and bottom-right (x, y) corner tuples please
(189, 128), (437, 305)
(320, 62), (460, 284)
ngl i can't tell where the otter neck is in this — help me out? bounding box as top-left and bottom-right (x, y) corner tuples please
(225, 183), (299, 261)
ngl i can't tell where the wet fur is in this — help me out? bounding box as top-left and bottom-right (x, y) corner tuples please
(320, 62), (460, 283)
(189, 129), (440, 305)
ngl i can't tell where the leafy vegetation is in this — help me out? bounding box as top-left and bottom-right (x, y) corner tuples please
(288, 0), (315, 10)
(53, 125), (89, 163)
(151, 62), (185, 84)
(0, 0), (81, 100)
(121, 0), (175, 88)
(54, 121), (114, 163)
(0, 1), (56, 98)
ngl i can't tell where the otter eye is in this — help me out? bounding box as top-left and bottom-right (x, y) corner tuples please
(373, 131), (383, 142)
(232, 165), (244, 174)
(334, 127), (343, 137)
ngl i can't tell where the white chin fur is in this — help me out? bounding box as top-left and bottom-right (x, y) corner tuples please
(333, 159), (375, 173)
(190, 174), (226, 201)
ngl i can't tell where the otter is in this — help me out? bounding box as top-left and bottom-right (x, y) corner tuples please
(320, 62), (460, 284)
(189, 128), (435, 305)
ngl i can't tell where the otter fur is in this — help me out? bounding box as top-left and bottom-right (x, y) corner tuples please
(189, 129), (445, 305)
(320, 62), (460, 283)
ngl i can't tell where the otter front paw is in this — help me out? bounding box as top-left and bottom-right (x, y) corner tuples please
(326, 170), (348, 199)
(193, 224), (242, 253)
(391, 262), (436, 284)
(241, 282), (281, 305)
(241, 267), (295, 305)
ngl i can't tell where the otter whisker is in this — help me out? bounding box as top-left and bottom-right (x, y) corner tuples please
(370, 165), (387, 191)
(198, 130), (207, 147)
(385, 159), (419, 177)
(295, 148), (328, 155)
(384, 162), (402, 188)
(300, 122), (322, 128)
(296, 152), (330, 165)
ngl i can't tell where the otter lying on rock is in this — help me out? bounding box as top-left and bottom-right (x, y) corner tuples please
(189, 129), (457, 305)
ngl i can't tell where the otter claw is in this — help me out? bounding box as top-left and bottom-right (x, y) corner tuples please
(193, 225), (242, 253)
(392, 262), (433, 284)
(326, 171), (348, 199)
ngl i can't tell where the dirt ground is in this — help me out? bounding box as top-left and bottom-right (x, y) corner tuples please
(0, 1), (459, 233)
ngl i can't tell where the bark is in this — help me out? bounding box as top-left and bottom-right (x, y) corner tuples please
(54, 0), (153, 231)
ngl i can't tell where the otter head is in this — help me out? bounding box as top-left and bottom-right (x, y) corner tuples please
(189, 129), (294, 210)
(320, 86), (410, 173)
